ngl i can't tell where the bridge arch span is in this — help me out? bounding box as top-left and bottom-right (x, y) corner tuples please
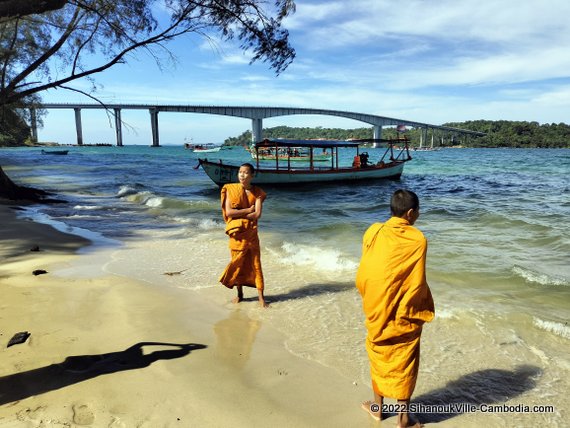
(37, 104), (484, 146)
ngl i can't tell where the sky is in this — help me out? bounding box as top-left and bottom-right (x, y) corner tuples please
(38, 0), (570, 146)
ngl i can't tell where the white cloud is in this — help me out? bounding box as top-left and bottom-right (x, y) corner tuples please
(37, 0), (570, 145)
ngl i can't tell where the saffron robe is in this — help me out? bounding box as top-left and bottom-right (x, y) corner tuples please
(219, 183), (266, 290)
(356, 217), (435, 400)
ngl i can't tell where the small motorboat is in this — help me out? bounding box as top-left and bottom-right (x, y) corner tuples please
(41, 149), (69, 155)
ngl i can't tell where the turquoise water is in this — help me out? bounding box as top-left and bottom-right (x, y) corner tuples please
(1, 145), (569, 426)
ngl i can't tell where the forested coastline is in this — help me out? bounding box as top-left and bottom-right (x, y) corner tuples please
(1, 119), (569, 149)
(223, 121), (570, 148)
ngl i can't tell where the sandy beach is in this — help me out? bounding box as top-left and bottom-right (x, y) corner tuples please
(0, 201), (389, 428)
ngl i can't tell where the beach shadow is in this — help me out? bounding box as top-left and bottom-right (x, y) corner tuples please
(0, 341), (206, 406)
(237, 282), (351, 303)
(411, 365), (541, 423)
(271, 282), (352, 302)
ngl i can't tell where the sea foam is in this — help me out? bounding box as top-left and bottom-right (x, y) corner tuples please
(533, 318), (570, 340)
(512, 265), (569, 287)
(271, 241), (358, 273)
(73, 205), (104, 210)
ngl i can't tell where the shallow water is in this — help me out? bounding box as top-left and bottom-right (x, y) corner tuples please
(1, 145), (568, 426)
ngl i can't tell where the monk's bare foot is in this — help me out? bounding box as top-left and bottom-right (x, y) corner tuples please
(232, 296), (243, 304)
(361, 400), (381, 421)
(257, 290), (268, 308)
(397, 414), (422, 428)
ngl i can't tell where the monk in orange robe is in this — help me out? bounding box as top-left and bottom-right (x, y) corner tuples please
(356, 189), (435, 427)
(219, 163), (268, 307)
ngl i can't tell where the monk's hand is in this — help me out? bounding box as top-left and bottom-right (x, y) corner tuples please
(249, 205), (255, 213)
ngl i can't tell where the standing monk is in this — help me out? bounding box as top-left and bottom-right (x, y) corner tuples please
(219, 163), (268, 307)
(356, 189), (435, 427)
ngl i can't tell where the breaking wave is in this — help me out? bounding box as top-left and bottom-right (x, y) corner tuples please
(269, 241), (358, 273)
(512, 265), (569, 287)
(533, 318), (570, 340)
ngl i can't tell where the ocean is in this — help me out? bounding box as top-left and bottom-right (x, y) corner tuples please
(1, 145), (569, 426)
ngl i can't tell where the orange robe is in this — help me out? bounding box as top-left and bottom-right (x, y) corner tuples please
(219, 183), (266, 290)
(356, 217), (435, 400)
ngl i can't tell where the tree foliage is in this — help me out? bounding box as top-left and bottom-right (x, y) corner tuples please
(0, 1), (67, 18)
(442, 120), (570, 148)
(224, 121), (570, 148)
(0, 0), (296, 200)
(0, 0), (296, 108)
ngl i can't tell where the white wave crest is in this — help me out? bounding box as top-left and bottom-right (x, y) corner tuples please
(144, 196), (165, 208)
(120, 189), (164, 208)
(273, 241), (358, 273)
(435, 308), (458, 320)
(73, 205), (103, 210)
(533, 318), (570, 340)
(512, 265), (569, 287)
(197, 218), (221, 230)
(117, 185), (139, 197)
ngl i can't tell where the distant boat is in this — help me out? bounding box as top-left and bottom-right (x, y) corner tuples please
(189, 143), (221, 153)
(41, 149), (68, 155)
(413, 147), (440, 152)
(198, 137), (412, 186)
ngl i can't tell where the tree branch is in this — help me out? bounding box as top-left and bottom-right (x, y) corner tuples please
(5, 5), (82, 95)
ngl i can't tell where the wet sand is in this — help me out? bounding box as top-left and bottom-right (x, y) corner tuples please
(0, 202), (378, 427)
(1, 200), (564, 427)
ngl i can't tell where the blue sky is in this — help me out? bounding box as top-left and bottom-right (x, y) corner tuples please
(39, 0), (570, 145)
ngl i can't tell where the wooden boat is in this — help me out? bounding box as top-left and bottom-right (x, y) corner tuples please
(41, 149), (68, 155)
(198, 138), (412, 186)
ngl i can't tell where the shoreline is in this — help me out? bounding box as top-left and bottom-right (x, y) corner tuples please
(0, 201), (380, 427)
(1, 200), (565, 427)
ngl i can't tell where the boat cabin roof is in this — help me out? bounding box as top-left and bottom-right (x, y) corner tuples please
(255, 138), (360, 149)
(255, 138), (407, 149)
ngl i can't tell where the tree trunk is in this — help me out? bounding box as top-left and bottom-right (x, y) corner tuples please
(0, 164), (54, 201)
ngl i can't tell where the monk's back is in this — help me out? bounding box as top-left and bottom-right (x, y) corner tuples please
(356, 216), (433, 342)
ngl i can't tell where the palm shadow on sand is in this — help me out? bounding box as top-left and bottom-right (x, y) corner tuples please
(411, 365), (541, 424)
(0, 342), (207, 406)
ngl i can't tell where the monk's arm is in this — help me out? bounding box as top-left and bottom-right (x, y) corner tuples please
(245, 197), (263, 220)
(225, 196), (254, 218)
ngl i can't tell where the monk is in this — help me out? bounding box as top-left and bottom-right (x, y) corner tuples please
(219, 163), (268, 307)
(356, 189), (435, 427)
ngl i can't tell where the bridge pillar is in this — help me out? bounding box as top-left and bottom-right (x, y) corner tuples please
(149, 109), (160, 147)
(420, 127), (428, 148)
(252, 118), (263, 143)
(114, 108), (123, 146)
(30, 108), (38, 143)
(74, 108), (83, 145)
(372, 125), (383, 148)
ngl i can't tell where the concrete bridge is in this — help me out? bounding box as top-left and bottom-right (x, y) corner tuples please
(33, 104), (485, 147)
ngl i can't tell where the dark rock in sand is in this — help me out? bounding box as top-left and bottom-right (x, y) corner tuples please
(32, 269), (48, 276)
(7, 331), (31, 347)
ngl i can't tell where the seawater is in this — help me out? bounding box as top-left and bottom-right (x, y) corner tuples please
(1, 145), (569, 426)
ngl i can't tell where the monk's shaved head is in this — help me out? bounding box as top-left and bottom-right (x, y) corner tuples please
(390, 189), (419, 217)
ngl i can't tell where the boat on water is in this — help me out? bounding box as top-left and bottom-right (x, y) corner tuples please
(184, 142), (221, 152)
(41, 149), (69, 155)
(193, 143), (221, 153)
(198, 137), (412, 186)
